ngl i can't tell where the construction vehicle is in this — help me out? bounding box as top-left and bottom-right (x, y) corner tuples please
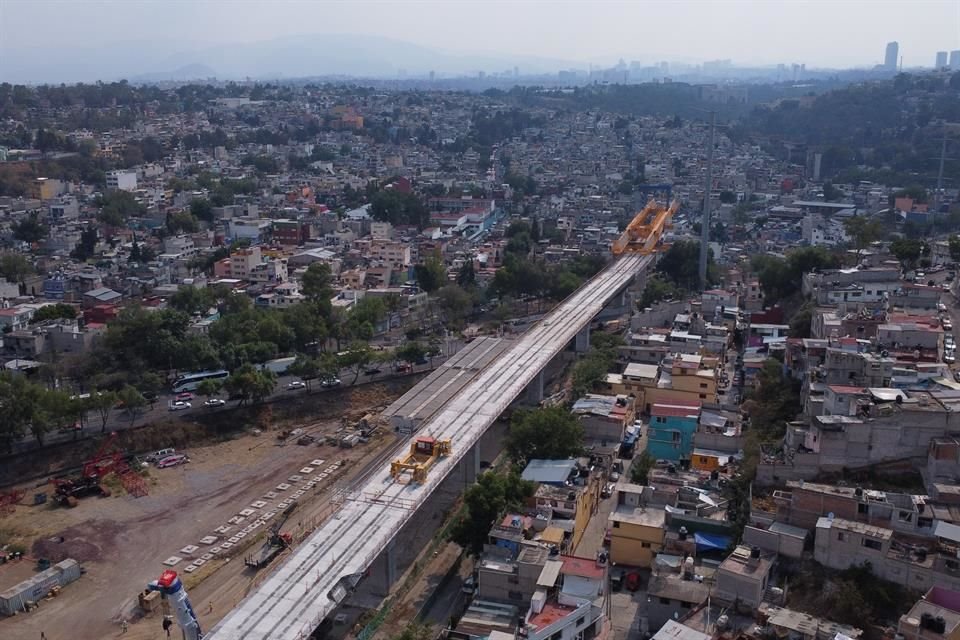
(389, 436), (452, 484)
(244, 504), (296, 569)
(147, 570), (201, 640)
(53, 432), (148, 507)
(611, 199), (680, 257)
(53, 476), (109, 507)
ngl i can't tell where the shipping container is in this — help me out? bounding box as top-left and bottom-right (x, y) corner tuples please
(0, 559), (81, 616)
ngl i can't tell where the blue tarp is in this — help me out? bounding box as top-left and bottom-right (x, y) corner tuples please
(694, 532), (731, 552)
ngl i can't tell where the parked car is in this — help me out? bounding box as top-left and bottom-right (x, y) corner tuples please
(203, 398), (225, 407)
(601, 483), (615, 499)
(286, 380), (306, 390)
(608, 471), (620, 483)
(169, 401), (191, 411)
(394, 363), (411, 373)
(176, 392), (193, 402)
(145, 448), (176, 463)
(321, 377), (341, 388)
(364, 368), (382, 376)
(156, 454), (189, 468)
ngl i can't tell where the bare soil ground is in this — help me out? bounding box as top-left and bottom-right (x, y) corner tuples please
(0, 383), (408, 640)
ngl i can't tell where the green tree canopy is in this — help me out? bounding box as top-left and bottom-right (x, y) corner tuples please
(506, 406), (585, 464)
(414, 255), (447, 293)
(30, 303), (77, 323)
(450, 471), (537, 555)
(369, 189), (429, 228)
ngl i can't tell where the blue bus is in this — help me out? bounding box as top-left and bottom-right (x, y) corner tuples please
(171, 370), (229, 393)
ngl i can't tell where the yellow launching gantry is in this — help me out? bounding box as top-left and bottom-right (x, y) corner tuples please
(611, 199), (680, 257)
(390, 436), (453, 484)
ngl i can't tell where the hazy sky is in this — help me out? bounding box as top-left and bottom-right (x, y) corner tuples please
(2, 0), (959, 76)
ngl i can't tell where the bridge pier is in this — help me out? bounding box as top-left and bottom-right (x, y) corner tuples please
(525, 369), (545, 404)
(367, 538), (398, 597)
(574, 325), (591, 353)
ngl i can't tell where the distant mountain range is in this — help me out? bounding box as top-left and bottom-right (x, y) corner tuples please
(0, 34), (582, 84)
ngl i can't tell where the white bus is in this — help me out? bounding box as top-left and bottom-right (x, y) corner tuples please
(171, 370), (229, 393)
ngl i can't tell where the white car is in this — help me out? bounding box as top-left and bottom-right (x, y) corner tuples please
(156, 454), (189, 468)
(287, 380), (306, 390)
(946, 352), (956, 365)
(203, 398), (225, 407)
(169, 401), (192, 411)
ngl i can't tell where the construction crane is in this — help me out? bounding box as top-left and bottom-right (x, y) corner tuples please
(147, 570), (201, 640)
(390, 437), (452, 484)
(611, 199), (680, 257)
(82, 432), (148, 497)
(244, 503), (296, 569)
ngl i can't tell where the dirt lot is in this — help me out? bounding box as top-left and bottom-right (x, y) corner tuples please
(0, 384), (409, 640)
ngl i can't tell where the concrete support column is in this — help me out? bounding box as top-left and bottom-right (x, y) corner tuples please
(526, 369), (545, 405)
(368, 538), (397, 597)
(575, 325), (591, 353)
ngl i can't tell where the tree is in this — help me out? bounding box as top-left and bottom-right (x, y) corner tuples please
(87, 391), (118, 433)
(449, 471), (536, 555)
(30, 303), (77, 323)
(506, 406), (584, 464)
(630, 451), (655, 485)
(719, 190), (736, 204)
(638, 276), (681, 309)
(166, 210), (200, 234)
(656, 240), (716, 290)
(338, 341), (374, 384)
(118, 385), (147, 427)
(196, 378), (223, 402)
(71, 227), (99, 261)
(789, 304), (814, 339)
(572, 355), (610, 398)
(950, 235), (960, 262)
(456, 261), (476, 288)
(168, 287), (215, 315)
(436, 284), (473, 327)
(889, 237), (928, 270)
(288, 355), (320, 390)
(224, 364), (276, 406)
(751, 246), (840, 306)
(190, 198), (214, 223)
(369, 190), (429, 228)
(0, 252), (33, 282)
(301, 263), (334, 302)
(12, 213), (48, 244)
(414, 255), (447, 293)
(396, 341), (427, 366)
(822, 182), (843, 202)
(843, 215), (883, 261)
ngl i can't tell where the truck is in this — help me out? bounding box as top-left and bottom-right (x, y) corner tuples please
(258, 356), (298, 376)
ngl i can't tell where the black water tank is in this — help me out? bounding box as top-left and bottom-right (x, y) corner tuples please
(750, 546), (761, 559)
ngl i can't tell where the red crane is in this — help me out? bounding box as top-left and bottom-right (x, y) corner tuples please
(81, 432), (148, 498)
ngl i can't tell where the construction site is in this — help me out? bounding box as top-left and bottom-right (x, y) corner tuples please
(0, 334), (551, 640)
(0, 379), (427, 640)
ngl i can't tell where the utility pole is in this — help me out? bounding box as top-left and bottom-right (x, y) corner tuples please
(699, 111), (716, 289)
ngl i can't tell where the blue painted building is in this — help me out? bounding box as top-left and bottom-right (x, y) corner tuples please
(646, 402), (701, 462)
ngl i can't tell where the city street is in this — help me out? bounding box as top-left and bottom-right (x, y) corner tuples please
(11, 344), (463, 454)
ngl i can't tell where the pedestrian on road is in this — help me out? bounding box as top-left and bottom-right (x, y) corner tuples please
(208, 602), (213, 614)
(41, 633), (47, 640)
(121, 619), (128, 633)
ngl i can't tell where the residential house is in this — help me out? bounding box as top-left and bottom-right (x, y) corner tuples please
(647, 401), (701, 463)
(713, 545), (775, 609)
(898, 587), (960, 640)
(607, 482), (666, 567)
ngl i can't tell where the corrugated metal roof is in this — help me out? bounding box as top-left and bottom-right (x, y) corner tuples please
(537, 559), (563, 587)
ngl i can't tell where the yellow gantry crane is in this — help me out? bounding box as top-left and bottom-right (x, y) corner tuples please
(390, 436), (453, 484)
(611, 199), (680, 257)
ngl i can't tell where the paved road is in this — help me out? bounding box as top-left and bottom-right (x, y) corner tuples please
(13, 347), (463, 454)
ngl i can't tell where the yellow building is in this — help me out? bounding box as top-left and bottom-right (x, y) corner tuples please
(607, 482), (666, 567)
(642, 354), (717, 412)
(533, 480), (600, 552)
(34, 177), (65, 201)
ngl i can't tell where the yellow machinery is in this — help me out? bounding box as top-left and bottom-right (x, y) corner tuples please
(611, 199), (680, 257)
(390, 436), (453, 484)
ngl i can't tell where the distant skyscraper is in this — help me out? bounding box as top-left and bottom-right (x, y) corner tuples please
(429, 70), (435, 82)
(884, 41), (899, 69)
(513, 66), (519, 77)
(951, 50), (960, 69)
(936, 51), (948, 68)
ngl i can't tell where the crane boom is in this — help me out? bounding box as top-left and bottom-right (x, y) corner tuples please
(148, 570), (202, 640)
(611, 199), (680, 257)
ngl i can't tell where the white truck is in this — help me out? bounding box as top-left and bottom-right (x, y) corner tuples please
(258, 356), (297, 375)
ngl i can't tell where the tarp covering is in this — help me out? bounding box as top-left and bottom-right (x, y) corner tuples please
(694, 532), (731, 552)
